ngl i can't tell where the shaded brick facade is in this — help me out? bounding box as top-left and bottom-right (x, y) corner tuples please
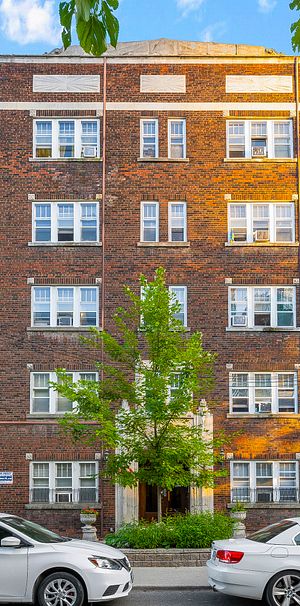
(0, 40), (299, 534)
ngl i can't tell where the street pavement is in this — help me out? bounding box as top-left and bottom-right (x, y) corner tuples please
(108, 589), (258, 605)
(133, 566), (209, 588)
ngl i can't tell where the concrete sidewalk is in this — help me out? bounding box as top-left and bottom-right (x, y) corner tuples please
(132, 566), (209, 589)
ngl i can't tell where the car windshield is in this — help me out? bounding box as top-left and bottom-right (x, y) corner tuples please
(2, 516), (71, 543)
(248, 520), (297, 543)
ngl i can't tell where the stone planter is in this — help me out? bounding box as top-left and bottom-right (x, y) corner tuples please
(230, 510), (246, 539)
(80, 513), (97, 525)
(122, 548), (211, 567)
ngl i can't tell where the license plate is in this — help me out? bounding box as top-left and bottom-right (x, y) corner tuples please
(211, 548), (217, 561)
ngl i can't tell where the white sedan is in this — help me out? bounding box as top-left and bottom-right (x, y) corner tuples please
(207, 517), (300, 605)
(0, 513), (132, 604)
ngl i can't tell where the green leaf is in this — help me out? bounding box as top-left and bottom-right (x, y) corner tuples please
(76, 15), (107, 56)
(102, 0), (119, 47)
(59, 0), (75, 49)
(105, 0), (119, 8)
(76, 0), (92, 21)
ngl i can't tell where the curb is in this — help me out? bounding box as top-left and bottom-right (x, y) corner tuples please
(133, 586), (211, 591)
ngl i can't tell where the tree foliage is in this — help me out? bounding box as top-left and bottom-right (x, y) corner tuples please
(53, 268), (228, 518)
(290, 0), (300, 51)
(59, 0), (119, 56)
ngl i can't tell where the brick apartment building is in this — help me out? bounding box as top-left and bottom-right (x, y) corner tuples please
(0, 38), (300, 535)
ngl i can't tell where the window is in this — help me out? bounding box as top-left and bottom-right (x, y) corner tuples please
(168, 119), (186, 159)
(229, 286), (296, 329)
(30, 461), (98, 503)
(31, 371), (98, 414)
(141, 202), (159, 242)
(230, 372), (297, 414)
(227, 120), (293, 159)
(33, 202), (98, 244)
(168, 373), (181, 401)
(169, 202), (187, 242)
(228, 203), (295, 243)
(140, 119), (158, 158)
(169, 286), (187, 326)
(32, 286), (99, 328)
(33, 119), (100, 159)
(231, 461), (298, 503)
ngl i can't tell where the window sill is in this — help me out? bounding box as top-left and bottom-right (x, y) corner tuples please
(227, 413), (300, 419)
(137, 157), (190, 163)
(27, 327), (101, 333)
(137, 241), (190, 248)
(227, 502), (300, 510)
(225, 242), (299, 248)
(224, 158), (297, 163)
(29, 157), (103, 163)
(28, 242), (102, 247)
(25, 503), (102, 510)
(27, 413), (68, 419)
(226, 327), (300, 332)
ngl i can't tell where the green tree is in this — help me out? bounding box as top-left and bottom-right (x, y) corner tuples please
(59, 0), (119, 56)
(53, 268), (227, 522)
(291, 0), (300, 51)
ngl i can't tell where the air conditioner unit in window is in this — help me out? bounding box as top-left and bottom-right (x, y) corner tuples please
(232, 315), (247, 327)
(57, 317), (73, 327)
(82, 146), (97, 158)
(253, 230), (269, 242)
(251, 146), (267, 157)
(257, 491), (272, 503)
(256, 402), (272, 413)
(55, 492), (72, 503)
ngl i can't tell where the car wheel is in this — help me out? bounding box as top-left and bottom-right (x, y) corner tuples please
(37, 572), (85, 606)
(265, 570), (300, 606)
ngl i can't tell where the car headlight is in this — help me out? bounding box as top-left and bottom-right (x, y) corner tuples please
(88, 557), (122, 570)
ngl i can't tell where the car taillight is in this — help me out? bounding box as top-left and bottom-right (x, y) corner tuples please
(216, 549), (244, 564)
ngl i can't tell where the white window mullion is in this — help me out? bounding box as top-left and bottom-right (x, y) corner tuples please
(52, 120), (59, 159)
(248, 287), (253, 328)
(75, 121), (81, 158)
(74, 288), (80, 327)
(271, 287), (276, 328)
(52, 203), (58, 242)
(245, 121), (251, 158)
(74, 204), (80, 242)
(249, 462), (255, 502)
(50, 371), (56, 414)
(273, 461), (279, 501)
(49, 462), (55, 503)
(272, 372), (278, 413)
(270, 204), (275, 243)
(73, 462), (79, 502)
(268, 121), (274, 158)
(50, 288), (57, 327)
(247, 204), (253, 243)
(249, 373), (255, 413)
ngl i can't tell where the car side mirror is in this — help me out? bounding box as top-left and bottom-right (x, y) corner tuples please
(1, 536), (21, 548)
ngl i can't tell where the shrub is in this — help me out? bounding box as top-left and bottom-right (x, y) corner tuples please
(105, 512), (233, 549)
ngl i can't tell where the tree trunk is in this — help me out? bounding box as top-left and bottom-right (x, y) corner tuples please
(157, 485), (162, 522)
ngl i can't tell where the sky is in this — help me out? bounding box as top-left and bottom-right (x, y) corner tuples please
(0, 0), (297, 56)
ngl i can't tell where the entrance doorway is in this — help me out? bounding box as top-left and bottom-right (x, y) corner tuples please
(139, 484), (190, 520)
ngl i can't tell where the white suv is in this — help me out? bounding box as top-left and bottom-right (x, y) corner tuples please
(0, 513), (132, 604)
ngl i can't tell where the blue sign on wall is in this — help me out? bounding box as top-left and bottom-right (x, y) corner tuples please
(0, 472), (13, 485)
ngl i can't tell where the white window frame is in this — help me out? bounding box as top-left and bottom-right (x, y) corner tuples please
(30, 461), (99, 503)
(140, 201), (159, 242)
(140, 118), (159, 158)
(33, 119), (100, 159)
(168, 201), (187, 242)
(31, 286), (99, 328)
(226, 119), (293, 159)
(229, 372), (298, 414)
(168, 119), (186, 159)
(32, 201), (99, 244)
(230, 460), (298, 503)
(228, 202), (295, 244)
(228, 286), (296, 329)
(30, 371), (98, 415)
(169, 285), (188, 327)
